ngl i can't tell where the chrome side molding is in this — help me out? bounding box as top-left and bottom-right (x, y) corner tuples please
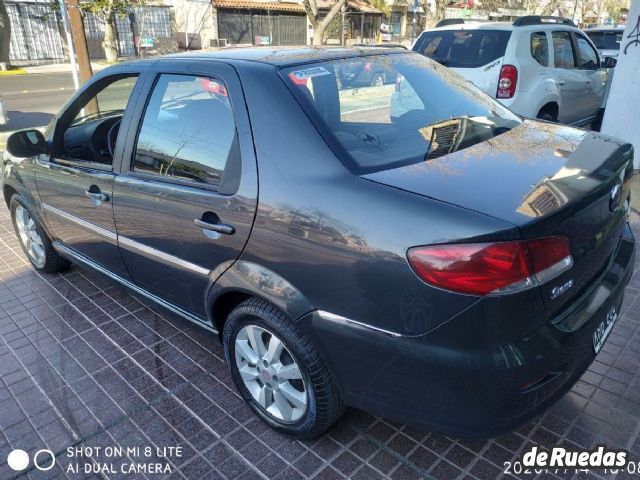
(43, 203), (117, 244)
(317, 310), (403, 338)
(52, 241), (218, 333)
(118, 236), (210, 277)
(42, 203), (210, 277)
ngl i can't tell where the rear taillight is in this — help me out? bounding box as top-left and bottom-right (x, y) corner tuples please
(407, 236), (572, 296)
(395, 73), (403, 92)
(364, 62), (372, 72)
(496, 64), (517, 99)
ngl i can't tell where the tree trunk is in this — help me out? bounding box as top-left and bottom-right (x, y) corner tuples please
(102, 12), (118, 63)
(310, 0), (345, 45)
(435, 0), (446, 21)
(0, 0), (11, 66)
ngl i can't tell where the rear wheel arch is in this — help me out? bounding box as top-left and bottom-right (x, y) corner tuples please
(207, 261), (314, 335)
(211, 290), (254, 335)
(3, 184), (17, 208)
(537, 102), (559, 121)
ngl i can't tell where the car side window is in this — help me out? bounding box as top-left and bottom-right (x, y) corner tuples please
(530, 32), (549, 66)
(552, 31), (575, 68)
(56, 75), (139, 166)
(574, 34), (599, 69)
(133, 74), (237, 189)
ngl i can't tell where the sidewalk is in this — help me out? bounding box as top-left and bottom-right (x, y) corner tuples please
(22, 61), (110, 75)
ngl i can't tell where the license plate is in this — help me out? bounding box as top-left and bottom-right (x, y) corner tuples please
(592, 305), (618, 354)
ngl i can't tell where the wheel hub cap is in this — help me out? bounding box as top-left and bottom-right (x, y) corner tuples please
(15, 205), (45, 267)
(234, 325), (308, 423)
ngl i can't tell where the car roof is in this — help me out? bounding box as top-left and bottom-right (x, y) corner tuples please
(420, 19), (584, 33)
(424, 22), (514, 32)
(162, 46), (408, 67)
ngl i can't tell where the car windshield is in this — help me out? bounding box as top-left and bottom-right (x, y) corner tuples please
(413, 29), (511, 67)
(585, 30), (622, 50)
(281, 53), (521, 174)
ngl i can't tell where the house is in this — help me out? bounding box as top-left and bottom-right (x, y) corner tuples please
(170, 0), (384, 48)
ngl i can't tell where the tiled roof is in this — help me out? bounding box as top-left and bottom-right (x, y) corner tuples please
(212, 0), (384, 13)
(213, 0), (305, 11)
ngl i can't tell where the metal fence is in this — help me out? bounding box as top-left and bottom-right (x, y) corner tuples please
(217, 9), (306, 46)
(7, 2), (66, 65)
(84, 6), (172, 56)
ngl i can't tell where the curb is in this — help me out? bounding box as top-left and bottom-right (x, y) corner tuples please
(0, 70), (28, 76)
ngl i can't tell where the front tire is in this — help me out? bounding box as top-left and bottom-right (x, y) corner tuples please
(223, 298), (344, 438)
(371, 73), (385, 87)
(10, 195), (69, 273)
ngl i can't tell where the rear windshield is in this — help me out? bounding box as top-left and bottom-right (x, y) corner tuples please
(585, 30), (622, 50)
(412, 29), (511, 67)
(282, 53), (521, 174)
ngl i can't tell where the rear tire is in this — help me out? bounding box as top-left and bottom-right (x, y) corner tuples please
(536, 109), (557, 122)
(223, 298), (344, 439)
(10, 195), (69, 273)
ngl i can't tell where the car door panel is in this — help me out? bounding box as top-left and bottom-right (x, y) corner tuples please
(551, 30), (591, 124)
(36, 70), (146, 279)
(113, 61), (258, 321)
(573, 32), (606, 120)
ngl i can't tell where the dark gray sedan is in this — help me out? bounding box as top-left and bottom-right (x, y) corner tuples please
(1, 47), (635, 438)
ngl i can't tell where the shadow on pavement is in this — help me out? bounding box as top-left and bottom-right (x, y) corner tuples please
(0, 110), (54, 132)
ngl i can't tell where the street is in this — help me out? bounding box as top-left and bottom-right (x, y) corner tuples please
(0, 72), (76, 133)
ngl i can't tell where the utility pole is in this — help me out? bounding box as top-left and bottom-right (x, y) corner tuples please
(65, 0), (93, 85)
(58, 0), (79, 89)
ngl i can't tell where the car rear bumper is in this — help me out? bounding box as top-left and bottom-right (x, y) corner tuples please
(298, 223), (636, 437)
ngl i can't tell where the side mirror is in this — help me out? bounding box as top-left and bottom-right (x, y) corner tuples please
(603, 56), (617, 68)
(6, 130), (47, 157)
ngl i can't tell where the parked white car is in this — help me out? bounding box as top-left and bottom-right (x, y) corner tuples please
(411, 16), (608, 126)
(584, 25), (625, 59)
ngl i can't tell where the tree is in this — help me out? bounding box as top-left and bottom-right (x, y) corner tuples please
(303, 0), (346, 45)
(0, 0), (10, 66)
(82, 0), (145, 62)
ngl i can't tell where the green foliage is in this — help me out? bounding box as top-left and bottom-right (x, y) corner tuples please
(603, 0), (629, 23)
(324, 14), (342, 39)
(81, 0), (146, 20)
(370, 0), (391, 18)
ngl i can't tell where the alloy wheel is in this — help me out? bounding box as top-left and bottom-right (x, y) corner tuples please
(234, 324), (308, 423)
(14, 205), (45, 268)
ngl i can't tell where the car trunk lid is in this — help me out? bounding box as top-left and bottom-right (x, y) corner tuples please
(363, 121), (634, 316)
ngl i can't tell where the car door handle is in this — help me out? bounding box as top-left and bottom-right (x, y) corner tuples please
(85, 188), (109, 204)
(557, 81), (566, 86)
(585, 80), (591, 85)
(194, 218), (235, 235)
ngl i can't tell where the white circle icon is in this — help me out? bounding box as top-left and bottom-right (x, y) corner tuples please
(7, 449), (29, 471)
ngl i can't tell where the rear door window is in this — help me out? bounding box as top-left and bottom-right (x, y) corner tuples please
(552, 31), (576, 68)
(133, 74), (237, 189)
(413, 29), (511, 68)
(530, 32), (549, 66)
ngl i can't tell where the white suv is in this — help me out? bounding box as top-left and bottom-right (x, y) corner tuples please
(412, 16), (607, 126)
